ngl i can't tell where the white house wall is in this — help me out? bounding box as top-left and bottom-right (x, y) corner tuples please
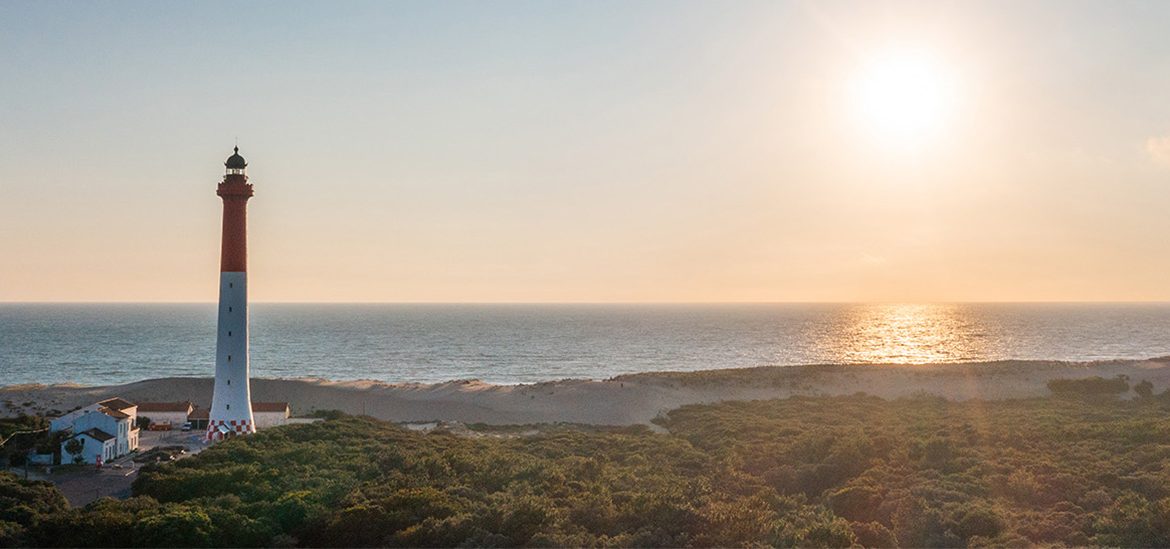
(138, 411), (189, 426)
(252, 411), (289, 430)
(61, 436), (115, 465)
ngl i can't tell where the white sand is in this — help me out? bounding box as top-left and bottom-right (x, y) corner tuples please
(3, 358), (1169, 426)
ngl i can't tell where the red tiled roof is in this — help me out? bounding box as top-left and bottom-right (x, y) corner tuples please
(188, 407), (209, 420)
(75, 428), (115, 442)
(137, 401), (193, 413)
(252, 402), (290, 413)
(98, 397), (136, 411)
(99, 406), (130, 420)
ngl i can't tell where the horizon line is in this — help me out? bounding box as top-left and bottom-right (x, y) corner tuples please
(5, 300), (1170, 306)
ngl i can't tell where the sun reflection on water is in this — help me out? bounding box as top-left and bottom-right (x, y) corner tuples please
(833, 304), (986, 364)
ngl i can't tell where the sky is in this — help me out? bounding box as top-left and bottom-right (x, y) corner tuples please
(3, 0), (1170, 303)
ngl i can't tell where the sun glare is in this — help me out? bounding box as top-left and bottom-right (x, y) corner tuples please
(852, 49), (959, 149)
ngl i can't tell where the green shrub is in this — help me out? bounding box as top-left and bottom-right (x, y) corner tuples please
(1047, 376), (1130, 398)
(4, 395), (1170, 547)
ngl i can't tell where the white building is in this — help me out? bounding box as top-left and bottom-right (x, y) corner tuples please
(51, 397), (140, 464)
(251, 402), (291, 429)
(136, 401), (194, 428)
(60, 429), (116, 465)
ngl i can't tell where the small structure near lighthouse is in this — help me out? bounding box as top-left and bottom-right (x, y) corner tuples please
(208, 147), (257, 440)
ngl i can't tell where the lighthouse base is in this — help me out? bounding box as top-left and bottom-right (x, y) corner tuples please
(206, 419), (255, 441)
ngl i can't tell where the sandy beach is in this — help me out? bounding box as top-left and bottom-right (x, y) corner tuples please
(4, 358), (1169, 426)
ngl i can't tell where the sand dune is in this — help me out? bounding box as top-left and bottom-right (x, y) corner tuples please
(4, 358), (1169, 426)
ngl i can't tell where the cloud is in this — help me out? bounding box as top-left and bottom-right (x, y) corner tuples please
(1146, 135), (1170, 167)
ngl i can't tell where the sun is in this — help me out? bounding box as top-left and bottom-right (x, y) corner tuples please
(851, 49), (958, 149)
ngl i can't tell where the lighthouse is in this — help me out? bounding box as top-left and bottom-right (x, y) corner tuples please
(207, 147), (256, 441)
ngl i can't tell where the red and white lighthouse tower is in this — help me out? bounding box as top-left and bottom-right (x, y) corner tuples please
(207, 147), (256, 440)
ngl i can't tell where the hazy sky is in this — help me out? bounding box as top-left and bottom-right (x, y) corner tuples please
(3, 1), (1170, 302)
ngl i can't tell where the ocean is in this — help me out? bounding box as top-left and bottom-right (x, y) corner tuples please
(2, 303), (1169, 387)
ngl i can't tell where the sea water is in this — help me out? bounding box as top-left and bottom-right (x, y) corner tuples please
(2, 303), (1169, 386)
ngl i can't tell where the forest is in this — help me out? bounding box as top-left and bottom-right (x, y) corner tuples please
(2, 378), (1169, 547)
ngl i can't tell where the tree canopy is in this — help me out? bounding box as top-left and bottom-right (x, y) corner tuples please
(2, 389), (1169, 547)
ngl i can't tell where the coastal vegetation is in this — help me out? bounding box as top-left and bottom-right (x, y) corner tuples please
(0, 416), (52, 467)
(2, 387), (1169, 547)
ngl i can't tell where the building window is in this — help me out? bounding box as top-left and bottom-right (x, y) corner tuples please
(226, 404), (230, 410)
(228, 331), (232, 336)
(227, 355), (231, 362)
(228, 307), (233, 312)
(229, 283), (233, 288)
(227, 379), (231, 385)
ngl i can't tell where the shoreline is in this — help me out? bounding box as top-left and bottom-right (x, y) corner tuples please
(4, 358), (1169, 426)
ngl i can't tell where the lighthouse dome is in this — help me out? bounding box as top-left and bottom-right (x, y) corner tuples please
(225, 147), (247, 170)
